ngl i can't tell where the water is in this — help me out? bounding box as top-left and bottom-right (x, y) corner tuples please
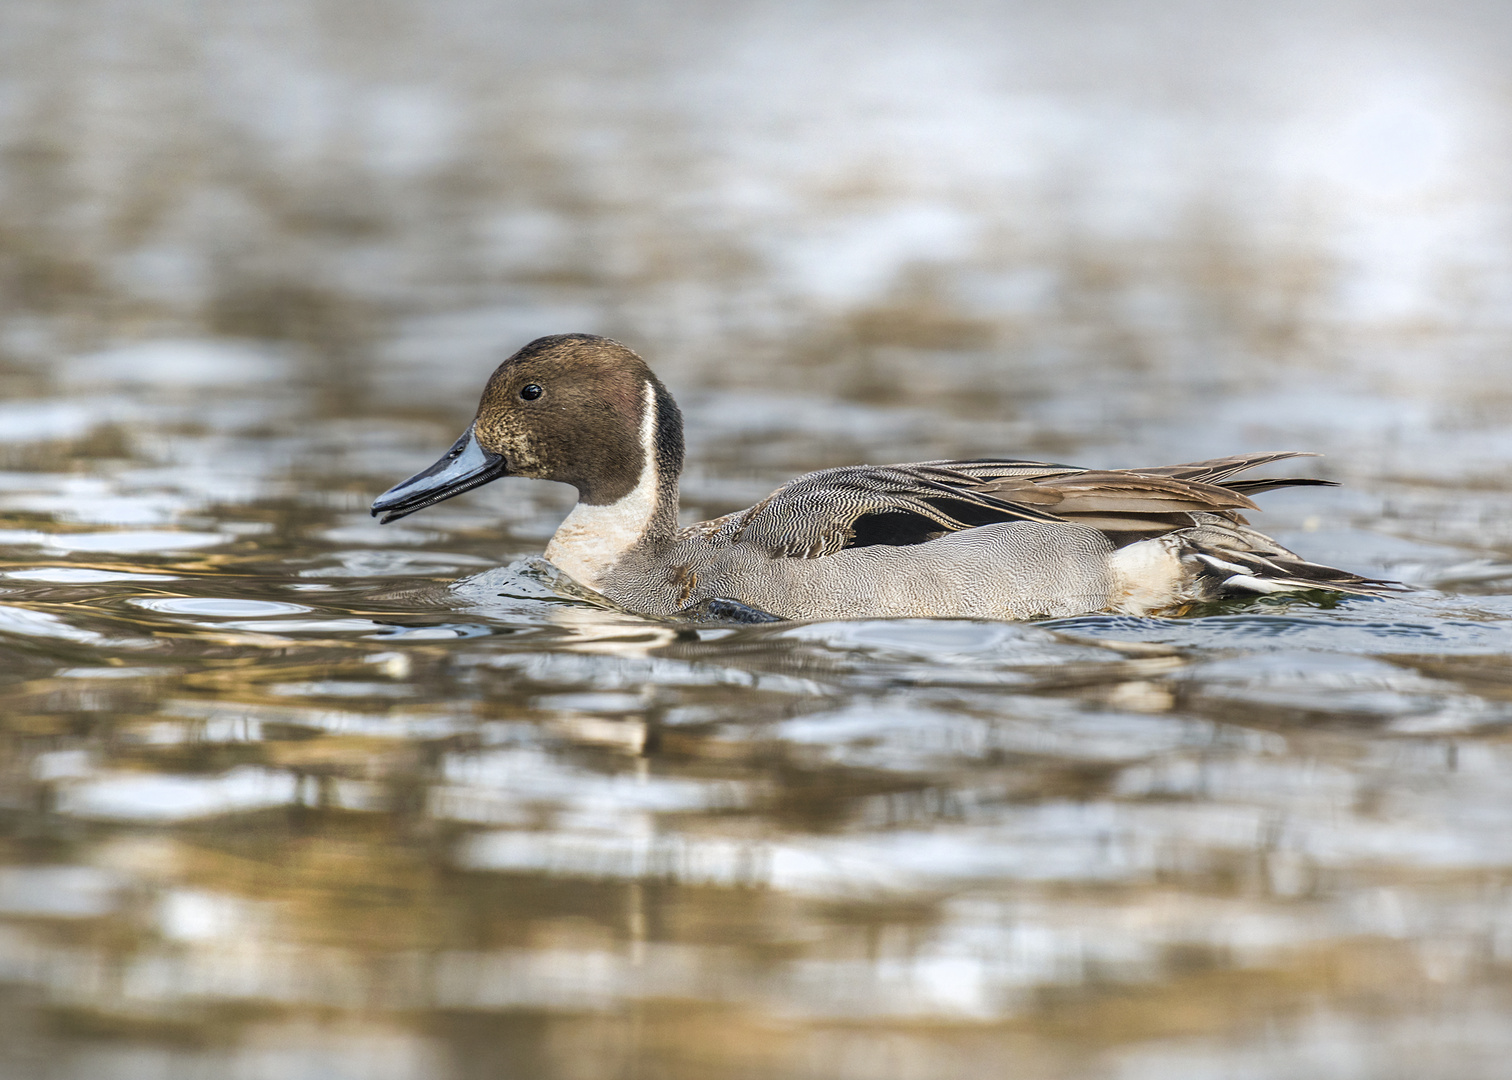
(5, 2), (1512, 1077)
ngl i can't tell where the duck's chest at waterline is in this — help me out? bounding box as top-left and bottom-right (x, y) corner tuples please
(542, 489), (662, 592)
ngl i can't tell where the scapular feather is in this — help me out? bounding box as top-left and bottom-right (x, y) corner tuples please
(704, 452), (1344, 561)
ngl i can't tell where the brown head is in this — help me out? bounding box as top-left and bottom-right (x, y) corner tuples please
(371, 334), (684, 525)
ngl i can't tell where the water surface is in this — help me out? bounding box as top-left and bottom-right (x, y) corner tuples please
(5, 2), (1512, 1078)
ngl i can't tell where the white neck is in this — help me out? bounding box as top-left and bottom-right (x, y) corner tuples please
(544, 381), (661, 591)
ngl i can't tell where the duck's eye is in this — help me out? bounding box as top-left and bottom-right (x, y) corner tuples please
(519, 384), (543, 401)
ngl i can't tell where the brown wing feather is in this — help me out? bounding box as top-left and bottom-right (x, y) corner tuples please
(694, 453), (1337, 556)
(984, 473), (1257, 512)
(1126, 452), (1320, 483)
(966, 454), (1332, 534)
(972, 473), (1255, 532)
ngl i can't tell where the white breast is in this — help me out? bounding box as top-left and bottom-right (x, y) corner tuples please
(543, 381), (660, 590)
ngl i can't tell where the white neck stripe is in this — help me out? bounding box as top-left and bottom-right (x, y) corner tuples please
(543, 381), (661, 591)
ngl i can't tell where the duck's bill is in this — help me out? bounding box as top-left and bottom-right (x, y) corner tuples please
(370, 426), (510, 524)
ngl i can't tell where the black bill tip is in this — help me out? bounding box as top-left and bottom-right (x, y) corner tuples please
(371, 426), (510, 524)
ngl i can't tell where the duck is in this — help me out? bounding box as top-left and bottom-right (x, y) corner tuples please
(371, 333), (1403, 622)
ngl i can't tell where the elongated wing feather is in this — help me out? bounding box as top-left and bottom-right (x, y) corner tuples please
(1126, 452), (1320, 483)
(692, 453), (1339, 558)
(967, 453), (1335, 532)
(981, 472), (1258, 516)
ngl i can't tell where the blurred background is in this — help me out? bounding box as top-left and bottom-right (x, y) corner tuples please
(5, 0), (1512, 420)
(4, 1), (1512, 1078)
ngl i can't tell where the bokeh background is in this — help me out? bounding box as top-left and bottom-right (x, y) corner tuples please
(5, 1), (1512, 1078)
(7, 0), (1512, 421)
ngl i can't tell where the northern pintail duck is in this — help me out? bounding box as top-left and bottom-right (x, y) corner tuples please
(372, 334), (1401, 621)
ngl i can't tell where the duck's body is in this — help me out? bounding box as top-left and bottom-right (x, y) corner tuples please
(372, 334), (1401, 621)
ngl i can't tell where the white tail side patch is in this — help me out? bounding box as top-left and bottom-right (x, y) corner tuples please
(1221, 574), (1297, 594)
(1194, 553), (1250, 575)
(544, 381), (660, 590)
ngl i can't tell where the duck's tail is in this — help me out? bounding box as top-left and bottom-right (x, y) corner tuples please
(1109, 513), (1407, 613)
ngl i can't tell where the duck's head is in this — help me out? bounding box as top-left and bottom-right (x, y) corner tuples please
(370, 334), (684, 524)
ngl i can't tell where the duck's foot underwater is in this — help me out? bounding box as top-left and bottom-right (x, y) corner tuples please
(677, 597), (787, 624)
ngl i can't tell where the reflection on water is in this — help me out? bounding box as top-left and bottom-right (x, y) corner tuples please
(4, 1), (1512, 1078)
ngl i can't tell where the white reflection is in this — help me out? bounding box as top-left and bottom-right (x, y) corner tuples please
(319, 521), (443, 546)
(160, 698), (470, 739)
(0, 476), (190, 525)
(63, 340), (292, 388)
(268, 681), (417, 699)
(0, 401), (109, 444)
(59, 766), (297, 821)
(535, 692), (645, 712)
(212, 618), (387, 632)
(438, 747), (727, 815)
(57, 666), (176, 679)
(780, 203), (978, 305)
(776, 698), (1209, 773)
(0, 866), (120, 919)
(0, 529), (228, 553)
(299, 549), (493, 578)
(30, 749), (93, 781)
(457, 829), (766, 887)
(363, 85), (459, 176)
(158, 889), (266, 942)
(130, 597), (313, 617)
(1269, 64), (1495, 327)
(6, 567), (180, 583)
(0, 604), (106, 644)
(1304, 75), (1467, 201)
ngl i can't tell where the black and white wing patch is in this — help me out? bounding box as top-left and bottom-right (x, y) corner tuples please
(705, 462), (1067, 559)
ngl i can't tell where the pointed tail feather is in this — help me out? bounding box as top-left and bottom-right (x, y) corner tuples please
(1186, 548), (1407, 600)
(1222, 477), (1339, 496)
